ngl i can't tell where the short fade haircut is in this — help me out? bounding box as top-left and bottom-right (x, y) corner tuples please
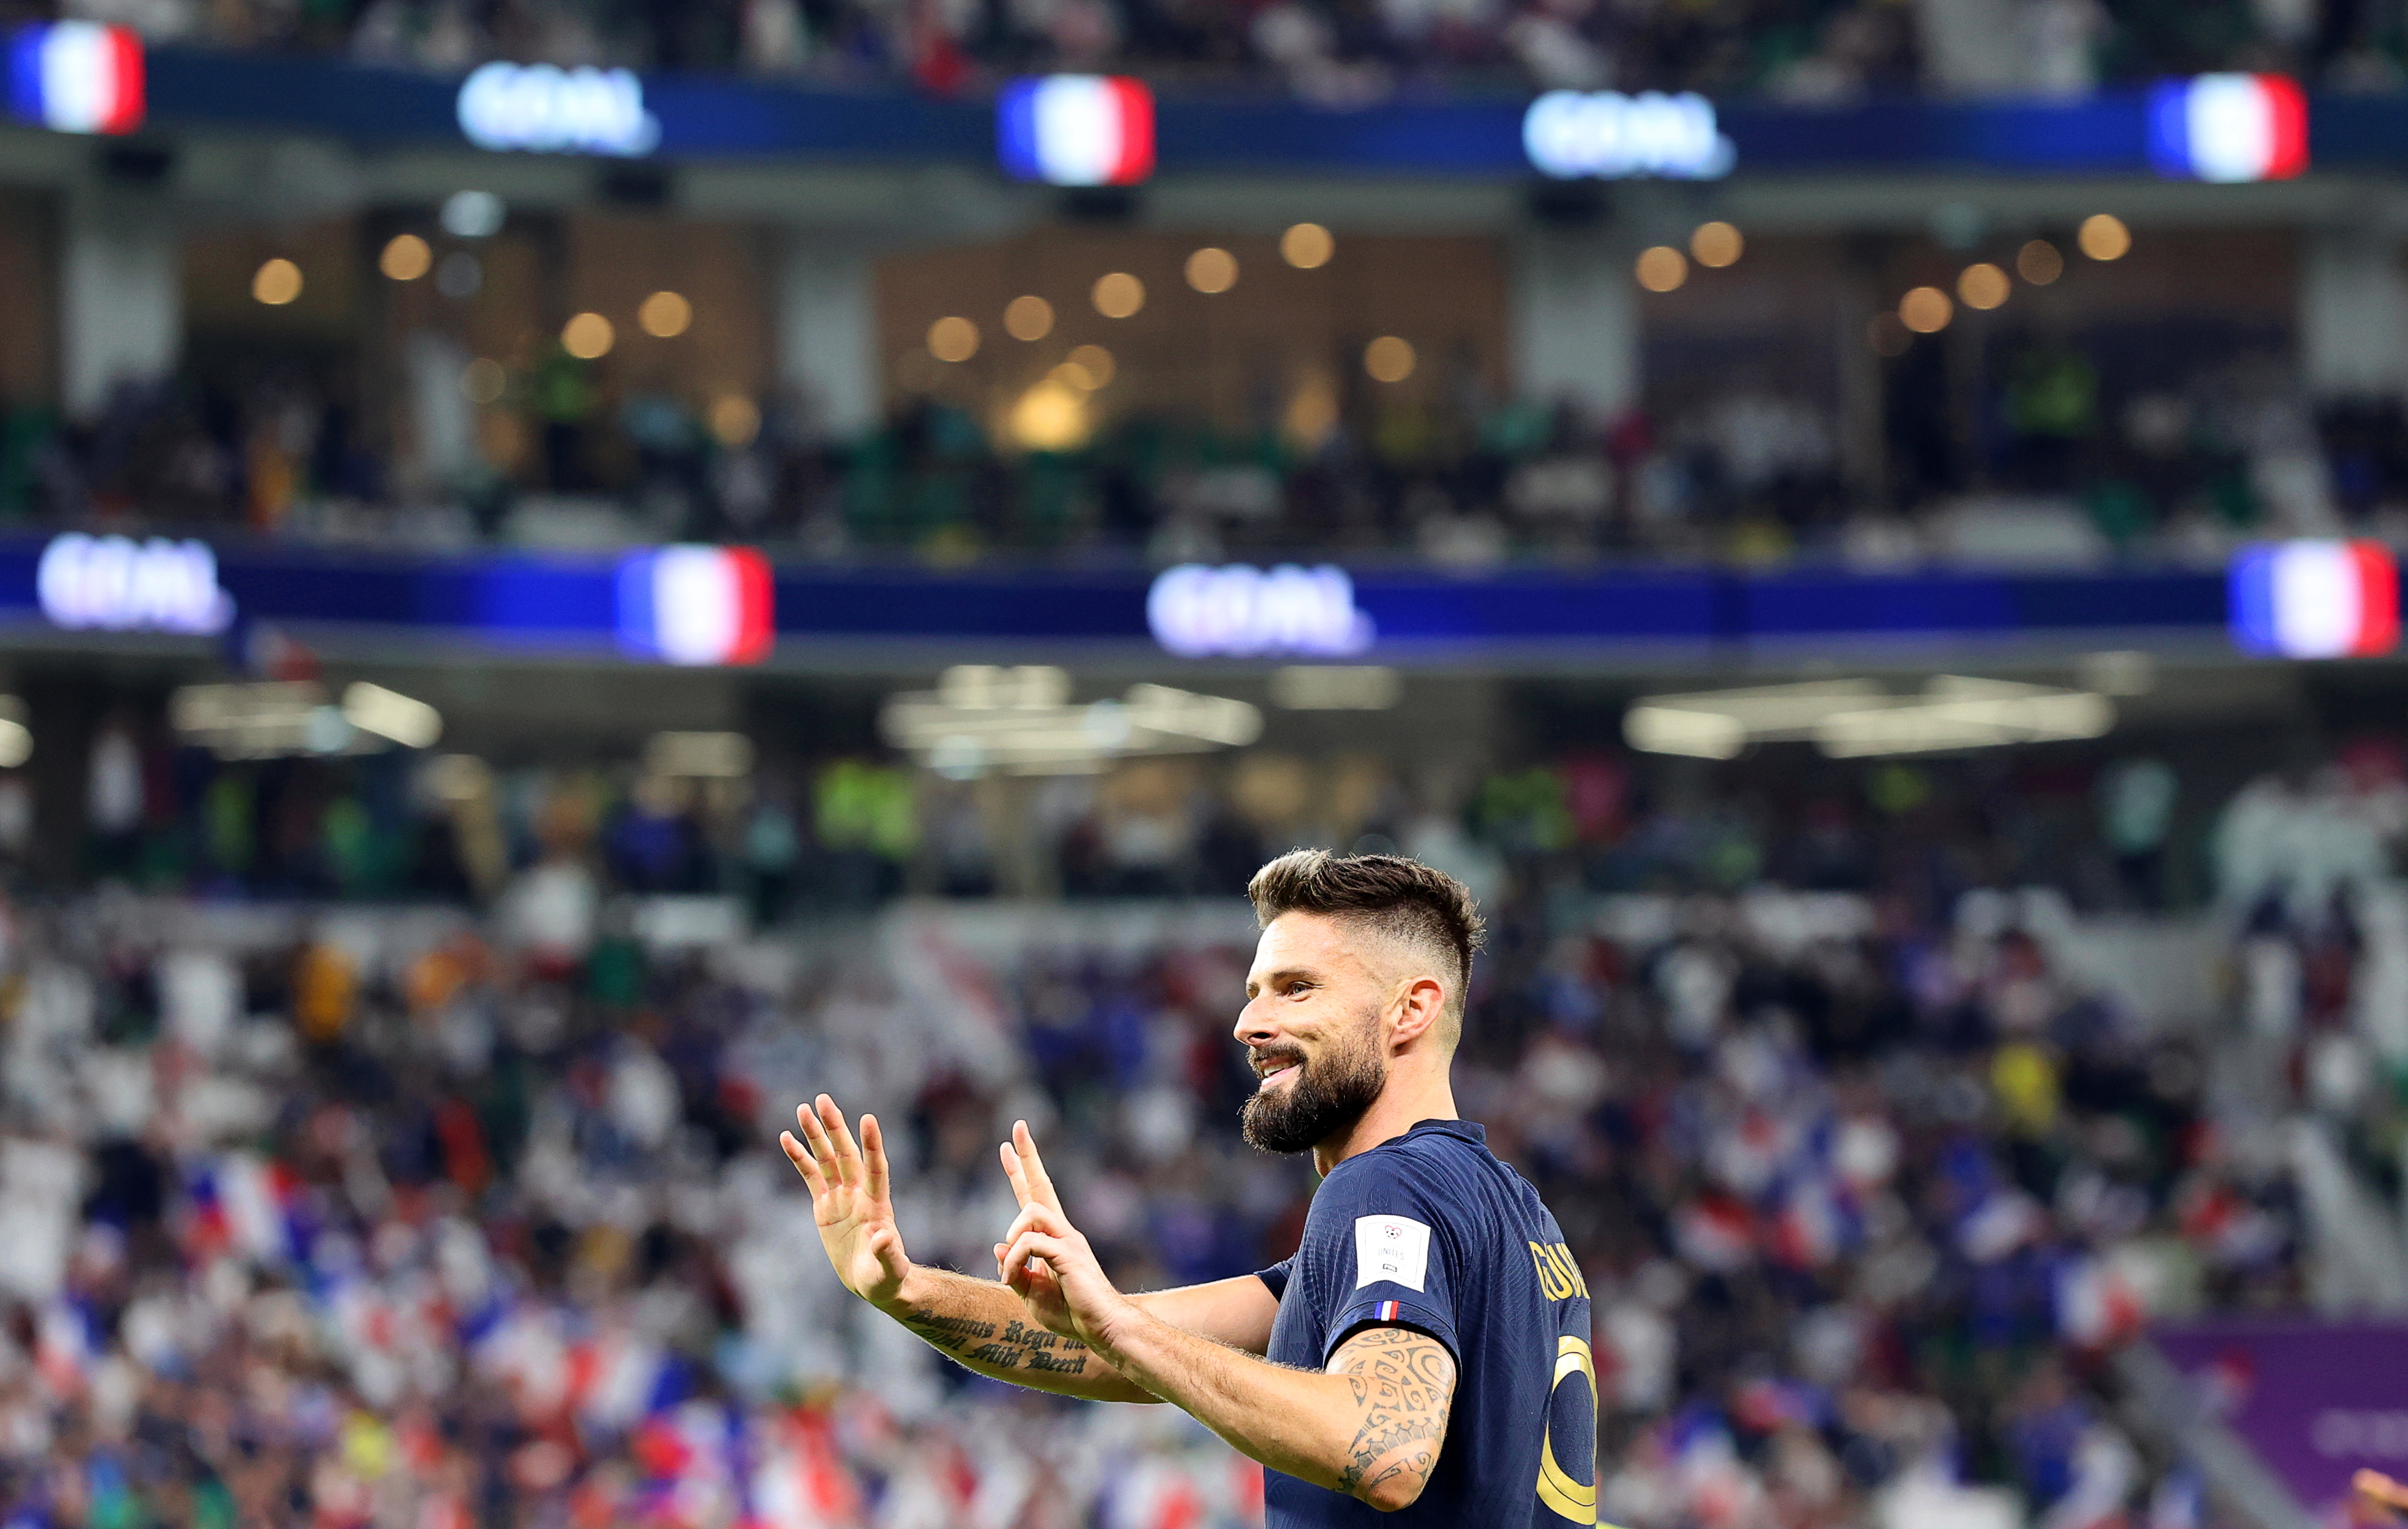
(1246, 850), (1486, 1036)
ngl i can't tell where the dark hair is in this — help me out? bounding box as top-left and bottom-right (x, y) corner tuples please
(1246, 850), (1486, 1008)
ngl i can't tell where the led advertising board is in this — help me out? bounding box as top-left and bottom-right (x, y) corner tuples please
(2148, 73), (2308, 182)
(7, 22), (143, 135)
(997, 75), (1154, 186)
(2229, 540), (2398, 658)
(1522, 90), (1734, 180)
(456, 61), (659, 155)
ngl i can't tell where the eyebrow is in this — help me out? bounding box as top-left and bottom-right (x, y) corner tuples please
(1245, 964), (1320, 996)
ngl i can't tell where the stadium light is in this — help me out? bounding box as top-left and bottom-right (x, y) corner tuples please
(341, 683), (444, 749)
(0, 698), (31, 769)
(171, 682), (397, 760)
(644, 731), (755, 778)
(1269, 666), (1401, 710)
(881, 669), (1261, 777)
(1624, 677), (2115, 759)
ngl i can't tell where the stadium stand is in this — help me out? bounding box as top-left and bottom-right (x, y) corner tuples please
(2, 733), (2404, 1526)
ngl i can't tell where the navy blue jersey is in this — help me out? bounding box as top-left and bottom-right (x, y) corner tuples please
(1254, 1119), (1598, 1528)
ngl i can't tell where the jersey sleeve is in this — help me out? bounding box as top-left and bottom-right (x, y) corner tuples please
(1309, 1155), (1461, 1366)
(1255, 1258), (1293, 1300)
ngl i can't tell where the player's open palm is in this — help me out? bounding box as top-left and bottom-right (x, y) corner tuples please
(781, 1095), (912, 1312)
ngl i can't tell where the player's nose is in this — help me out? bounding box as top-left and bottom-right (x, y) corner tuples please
(1234, 995), (1278, 1048)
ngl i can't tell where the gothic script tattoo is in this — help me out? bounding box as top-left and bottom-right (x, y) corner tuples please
(1329, 1326), (1457, 1507)
(902, 1306), (1094, 1378)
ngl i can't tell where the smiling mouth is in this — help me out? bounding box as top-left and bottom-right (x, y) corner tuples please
(1257, 1063), (1301, 1089)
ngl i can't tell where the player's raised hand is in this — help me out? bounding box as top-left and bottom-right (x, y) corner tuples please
(995, 1119), (1077, 1331)
(997, 1133), (1136, 1353)
(781, 1095), (912, 1312)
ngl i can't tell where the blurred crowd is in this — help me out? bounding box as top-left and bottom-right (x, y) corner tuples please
(15, 346), (2408, 570)
(32, 0), (2408, 101)
(22, 710), (2294, 912)
(2, 716), (2407, 1524)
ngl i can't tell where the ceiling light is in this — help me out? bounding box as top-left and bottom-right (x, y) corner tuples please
(341, 681), (443, 749)
(638, 290), (692, 337)
(1690, 221), (1743, 268)
(2078, 214), (2131, 260)
(1813, 679), (2112, 757)
(1900, 286), (1953, 333)
(1635, 246), (1687, 292)
(940, 665), (1071, 707)
(252, 259), (303, 306)
(882, 671), (1261, 777)
(1005, 294), (1055, 340)
(1364, 336), (1415, 383)
(1009, 379), (1089, 451)
(1624, 676), (2113, 759)
(380, 234), (431, 281)
(710, 395), (760, 448)
(2016, 239), (2063, 285)
(173, 681), (375, 759)
(1186, 247), (1238, 292)
(1269, 666), (1400, 710)
(928, 316), (979, 362)
(562, 312), (614, 358)
(1281, 223), (1334, 269)
(1067, 343), (1115, 387)
(1092, 272), (1145, 319)
(645, 730), (754, 778)
(1957, 262), (2010, 310)
(0, 697), (31, 769)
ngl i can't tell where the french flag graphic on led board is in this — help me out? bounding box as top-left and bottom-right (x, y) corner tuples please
(616, 546), (774, 665)
(997, 75), (1154, 186)
(2149, 74), (2306, 183)
(2230, 540), (2398, 659)
(7, 22), (143, 136)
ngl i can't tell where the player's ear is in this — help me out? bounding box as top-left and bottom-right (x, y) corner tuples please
(1388, 973), (1447, 1050)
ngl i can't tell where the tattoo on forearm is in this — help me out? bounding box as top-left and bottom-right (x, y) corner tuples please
(902, 1307), (1090, 1375)
(1027, 1349), (1088, 1374)
(901, 1310), (995, 1352)
(1331, 1327), (1456, 1505)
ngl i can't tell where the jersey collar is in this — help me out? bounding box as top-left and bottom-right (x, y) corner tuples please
(1403, 1118), (1485, 1146)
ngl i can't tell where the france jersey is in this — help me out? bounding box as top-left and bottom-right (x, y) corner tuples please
(1254, 1119), (1599, 1528)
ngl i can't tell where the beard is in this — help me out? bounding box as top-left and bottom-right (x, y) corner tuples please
(1240, 1021), (1388, 1155)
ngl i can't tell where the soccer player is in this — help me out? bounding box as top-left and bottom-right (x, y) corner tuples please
(783, 851), (1600, 1525)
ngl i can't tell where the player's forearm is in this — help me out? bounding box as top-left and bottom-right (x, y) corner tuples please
(1095, 1309), (1358, 1488)
(879, 1267), (1156, 1402)
(1097, 1310), (1448, 1509)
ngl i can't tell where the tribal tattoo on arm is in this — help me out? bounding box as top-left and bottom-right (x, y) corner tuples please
(1328, 1326), (1458, 1509)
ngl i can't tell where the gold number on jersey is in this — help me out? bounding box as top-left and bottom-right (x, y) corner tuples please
(1536, 1334), (1599, 1524)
